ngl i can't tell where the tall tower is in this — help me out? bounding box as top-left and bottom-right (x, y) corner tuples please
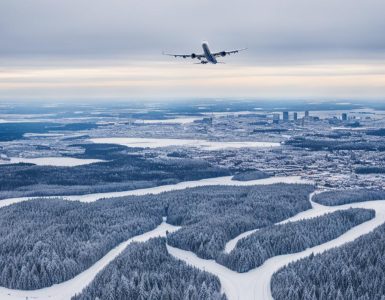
(273, 113), (280, 124)
(283, 111), (289, 122)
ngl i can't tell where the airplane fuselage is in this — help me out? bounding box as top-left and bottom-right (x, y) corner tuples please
(202, 42), (217, 64)
(163, 41), (246, 64)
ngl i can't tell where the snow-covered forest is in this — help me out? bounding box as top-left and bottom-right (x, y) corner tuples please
(0, 183), (313, 290)
(72, 238), (226, 300)
(313, 189), (385, 206)
(0, 143), (228, 199)
(271, 221), (385, 300)
(231, 170), (270, 181)
(216, 208), (374, 272)
(0, 198), (163, 289)
(166, 184), (314, 259)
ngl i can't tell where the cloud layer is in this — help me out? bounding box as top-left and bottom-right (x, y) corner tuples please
(1, 0), (384, 100)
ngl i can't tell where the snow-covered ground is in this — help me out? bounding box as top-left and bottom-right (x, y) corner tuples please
(0, 157), (104, 167)
(23, 133), (65, 137)
(135, 117), (203, 124)
(169, 195), (385, 300)
(0, 175), (310, 208)
(0, 219), (180, 300)
(89, 137), (280, 150)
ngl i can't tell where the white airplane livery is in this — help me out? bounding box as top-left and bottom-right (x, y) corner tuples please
(163, 41), (247, 64)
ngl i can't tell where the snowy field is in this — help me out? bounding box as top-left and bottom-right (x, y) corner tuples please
(89, 137), (281, 150)
(0, 175), (310, 208)
(0, 157), (104, 167)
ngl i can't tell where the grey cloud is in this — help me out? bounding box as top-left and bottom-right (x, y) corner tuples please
(1, 0), (385, 61)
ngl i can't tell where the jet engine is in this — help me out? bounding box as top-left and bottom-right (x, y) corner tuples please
(220, 51), (226, 57)
(191, 53), (196, 59)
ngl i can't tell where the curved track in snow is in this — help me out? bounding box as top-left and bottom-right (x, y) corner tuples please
(0, 175), (310, 208)
(169, 195), (385, 300)
(0, 219), (180, 300)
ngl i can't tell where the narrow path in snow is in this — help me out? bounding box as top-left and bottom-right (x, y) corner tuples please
(224, 192), (324, 253)
(0, 218), (180, 300)
(169, 195), (385, 300)
(0, 175), (310, 208)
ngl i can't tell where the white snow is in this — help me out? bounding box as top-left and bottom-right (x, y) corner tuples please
(89, 137), (280, 150)
(0, 220), (180, 300)
(135, 117), (203, 124)
(0, 175), (310, 208)
(23, 133), (65, 137)
(224, 228), (259, 254)
(0, 157), (104, 167)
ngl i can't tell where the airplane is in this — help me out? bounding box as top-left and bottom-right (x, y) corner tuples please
(163, 41), (247, 64)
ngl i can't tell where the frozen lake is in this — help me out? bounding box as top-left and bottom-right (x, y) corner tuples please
(89, 137), (281, 150)
(0, 157), (104, 167)
(135, 117), (203, 124)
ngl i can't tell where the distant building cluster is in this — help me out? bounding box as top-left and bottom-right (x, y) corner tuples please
(271, 110), (317, 124)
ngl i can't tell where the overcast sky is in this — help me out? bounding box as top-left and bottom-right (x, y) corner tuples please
(1, 0), (385, 101)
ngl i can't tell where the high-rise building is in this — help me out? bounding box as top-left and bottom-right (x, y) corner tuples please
(293, 112), (298, 121)
(273, 113), (280, 124)
(283, 111), (289, 122)
(342, 113), (348, 121)
(305, 110), (310, 118)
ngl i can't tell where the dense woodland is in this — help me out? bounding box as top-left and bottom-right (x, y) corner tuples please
(313, 189), (385, 205)
(0, 143), (229, 199)
(72, 238), (226, 300)
(0, 122), (100, 141)
(286, 136), (385, 151)
(165, 184), (314, 259)
(0, 183), (313, 289)
(216, 208), (374, 272)
(355, 166), (385, 174)
(366, 128), (385, 136)
(271, 221), (385, 300)
(0, 198), (163, 289)
(232, 170), (270, 181)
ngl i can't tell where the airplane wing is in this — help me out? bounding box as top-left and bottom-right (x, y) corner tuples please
(162, 52), (205, 59)
(213, 48), (247, 57)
